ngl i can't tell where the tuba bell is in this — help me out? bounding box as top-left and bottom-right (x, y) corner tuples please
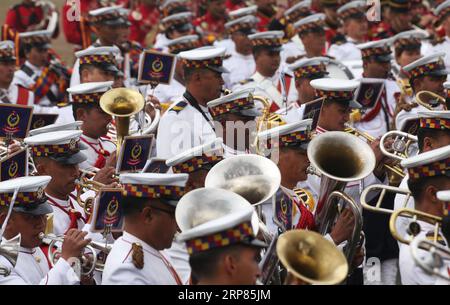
(276, 230), (348, 285)
(307, 131), (376, 264)
(0, 234), (21, 276)
(100, 88), (145, 156)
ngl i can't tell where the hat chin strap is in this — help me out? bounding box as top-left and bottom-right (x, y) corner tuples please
(0, 188), (19, 240)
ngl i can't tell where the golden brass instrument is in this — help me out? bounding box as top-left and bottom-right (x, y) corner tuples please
(39, 232), (112, 274)
(415, 91), (447, 110)
(100, 88), (145, 156)
(360, 184), (411, 214)
(380, 130), (418, 162)
(75, 177), (105, 216)
(0, 234), (20, 277)
(410, 237), (450, 282)
(344, 124), (406, 178)
(389, 208), (442, 245)
(276, 230), (348, 285)
(307, 131), (375, 265)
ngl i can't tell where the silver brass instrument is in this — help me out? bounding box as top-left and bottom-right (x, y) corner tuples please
(307, 131), (376, 264)
(0, 234), (20, 276)
(39, 233), (111, 274)
(276, 230), (348, 285)
(410, 237), (450, 282)
(380, 130), (418, 162)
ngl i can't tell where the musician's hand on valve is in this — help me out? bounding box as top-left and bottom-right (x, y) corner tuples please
(330, 209), (355, 245)
(7, 140), (21, 155)
(61, 229), (91, 261)
(351, 245), (365, 269)
(93, 166), (117, 185)
(105, 151), (117, 169)
(145, 95), (161, 121)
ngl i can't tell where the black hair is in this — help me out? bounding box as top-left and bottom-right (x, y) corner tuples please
(72, 102), (98, 121)
(121, 196), (152, 217)
(79, 63), (111, 78)
(252, 46), (280, 59)
(417, 128), (450, 152)
(407, 175), (449, 202)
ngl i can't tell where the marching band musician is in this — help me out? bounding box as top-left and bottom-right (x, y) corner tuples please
(398, 145), (450, 284)
(354, 38), (400, 138)
(102, 173), (189, 285)
(222, 15), (257, 89)
(156, 47), (226, 159)
(0, 176), (89, 285)
(327, 1), (368, 62)
(396, 53), (448, 130)
(425, 0), (450, 71)
(70, 5), (131, 87)
(277, 56), (330, 123)
(319, 0), (340, 49)
(164, 137), (225, 284)
(154, 12), (195, 51)
(207, 89), (261, 157)
(149, 35), (200, 105)
(233, 31), (297, 112)
(67, 82), (116, 170)
(368, 0), (413, 40)
(0, 40), (33, 106)
(13, 29), (69, 107)
(176, 188), (266, 285)
(193, 0), (228, 44)
(294, 14), (327, 59)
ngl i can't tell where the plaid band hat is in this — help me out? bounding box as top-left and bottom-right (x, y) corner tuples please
(167, 35), (200, 54)
(401, 145), (450, 181)
(119, 173), (189, 206)
(166, 138), (224, 174)
(310, 78), (362, 108)
(403, 52), (448, 81)
(88, 6), (131, 26)
(24, 130), (88, 165)
(67, 81), (113, 104)
(249, 31), (284, 51)
(392, 30), (428, 52)
(75, 46), (121, 74)
(228, 5), (258, 20)
(0, 176), (53, 216)
(179, 46), (229, 74)
(176, 189), (266, 254)
(284, 0), (312, 22)
(207, 88), (260, 119)
(357, 38), (393, 62)
(0, 40), (16, 62)
(435, 0), (450, 21)
(388, 0), (411, 12)
(160, 0), (189, 17)
(161, 12), (193, 32)
(337, 0), (366, 20)
(258, 119), (313, 150)
(225, 15), (258, 35)
(294, 13), (325, 34)
(418, 111), (450, 130)
(288, 57), (330, 79)
(18, 29), (52, 49)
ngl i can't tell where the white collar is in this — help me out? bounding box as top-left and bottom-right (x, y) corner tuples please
(45, 192), (71, 208)
(25, 61), (43, 73)
(121, 231), (160, 256)
(81, 134), (100, 145)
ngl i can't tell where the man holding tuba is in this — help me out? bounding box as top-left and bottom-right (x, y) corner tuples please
(397, 145), (450, 284)
(0, 176), (89, 285)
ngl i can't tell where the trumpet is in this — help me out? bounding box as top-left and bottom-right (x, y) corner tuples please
(410, 237), (450, 282)
(345, 124), (406, 178)
(415, 91), (447, 110)
(389, 208), (442, 245)
(380, 130), (418, 162)
(39, 232), (112, 274)
(75, 177), (105, 216)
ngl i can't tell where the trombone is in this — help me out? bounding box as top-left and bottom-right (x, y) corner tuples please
(39, 232), (112, 275)
(415, 91), (447, 110)
(344, 124), (406, 178)
(380, 130), (418, 162)
(410, 237), (450, 282)
(360, 184), (412, 214)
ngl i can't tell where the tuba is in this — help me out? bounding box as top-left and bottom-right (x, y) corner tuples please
(410, 237), (450, 282)
(307, 131), (376, 264)
(0, 234), (20, 276)
(100, 88), (145, 156)
(276, 230), (348, 285)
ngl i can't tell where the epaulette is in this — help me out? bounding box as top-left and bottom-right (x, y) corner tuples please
(425, 231), (447, 246)
(293, 188), (316, 213)
(169, 101), (188, 113)
(239, 78), (254, 85)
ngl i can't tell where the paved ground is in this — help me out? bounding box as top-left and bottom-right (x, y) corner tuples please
(0, 0), (75, 65)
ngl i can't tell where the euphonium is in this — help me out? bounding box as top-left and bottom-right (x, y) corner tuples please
(380, 130), (418, 162)
(276, 230), (348, 285)
(0, 234), (20, 276)
(100, 88), (145, 156)
(415, 91), (447, 110)
(344, 124), (406, 178)
(307, 131), (375, 264)
(410, 237), (450, 282)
